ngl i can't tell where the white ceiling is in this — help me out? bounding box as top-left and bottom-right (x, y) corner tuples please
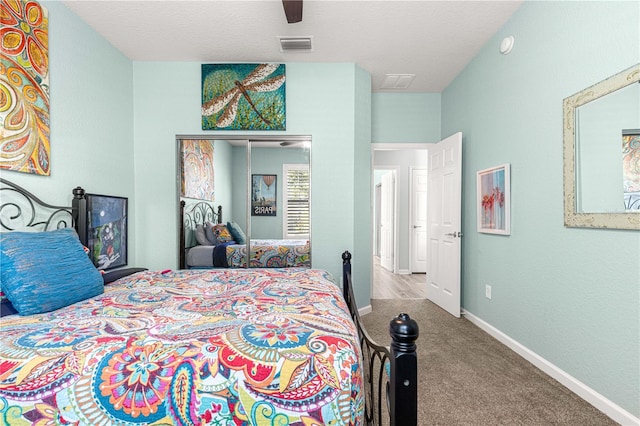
(62, 0), (523, 93)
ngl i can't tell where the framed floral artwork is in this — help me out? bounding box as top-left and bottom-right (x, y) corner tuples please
(477, 164), (510, 235)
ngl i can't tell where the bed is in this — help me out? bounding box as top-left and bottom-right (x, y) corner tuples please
(1, 178), (418, 425)
(180, 201), (310, 269)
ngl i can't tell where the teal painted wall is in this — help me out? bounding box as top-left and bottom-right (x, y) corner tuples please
(231, 143), (248, 231)
(354, 66), (372, 300)
(441, 1), (639, 416)
(212, 139), (234, 219)
(133, 62), (371, 305)
(372, 93), (441, 143)
(2, 2), (135, 255)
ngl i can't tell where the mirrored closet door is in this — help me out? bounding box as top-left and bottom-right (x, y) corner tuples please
(177, 135), (311, 269)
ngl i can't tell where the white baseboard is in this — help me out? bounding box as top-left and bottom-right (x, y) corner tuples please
(462, 309), (639, 426)
(359, 304), (372, 316)
(397, 269), (410, 275)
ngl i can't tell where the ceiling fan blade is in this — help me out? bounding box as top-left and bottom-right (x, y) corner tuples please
(282, 0), (303, 23)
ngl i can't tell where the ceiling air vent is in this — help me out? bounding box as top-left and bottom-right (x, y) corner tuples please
(381, 74), (416, 89)
(278, 36), (313, 52)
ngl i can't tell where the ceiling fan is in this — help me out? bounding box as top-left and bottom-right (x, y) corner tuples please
(282, 0), (303, 23)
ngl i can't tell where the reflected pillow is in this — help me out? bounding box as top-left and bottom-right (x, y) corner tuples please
(211, 224), (234, 243)
(195, 224), (213, 246)
(204, 221), (218, 245)
(0, 228), (104, 315)
(227, 221), (247, 244)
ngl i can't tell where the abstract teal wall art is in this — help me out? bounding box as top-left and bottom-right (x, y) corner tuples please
(201, 63), (286, 130)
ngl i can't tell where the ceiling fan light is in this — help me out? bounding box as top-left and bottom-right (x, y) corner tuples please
(278, 36), (313, 52)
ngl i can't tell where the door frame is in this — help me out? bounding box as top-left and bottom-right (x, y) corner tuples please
(374, 183), (382, 257)
(374, 167), (399, 273)
(409, 166), (428, 273)
(371, 143), (431, 295)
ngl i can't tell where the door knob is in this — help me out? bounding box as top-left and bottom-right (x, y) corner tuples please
(445, 232), (463, 238)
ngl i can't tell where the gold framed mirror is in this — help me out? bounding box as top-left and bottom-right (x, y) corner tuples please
(563, 64), (640, 230)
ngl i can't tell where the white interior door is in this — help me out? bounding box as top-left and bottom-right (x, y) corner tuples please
(380, 171), (395, 272)
(426, 132), (462, 317)
(411, 168), (428, 273)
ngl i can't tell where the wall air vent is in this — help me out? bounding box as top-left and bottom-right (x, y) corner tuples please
(278, 36), (313, 52)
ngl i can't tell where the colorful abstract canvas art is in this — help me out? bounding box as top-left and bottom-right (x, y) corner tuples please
(180, 139), (215, 201)
(201, 63), (286, 130)
(0, 0), (50, 175)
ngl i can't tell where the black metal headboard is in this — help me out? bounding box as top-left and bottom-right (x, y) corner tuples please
(179, 200), (222, 269)
(0, 178), (87, 244)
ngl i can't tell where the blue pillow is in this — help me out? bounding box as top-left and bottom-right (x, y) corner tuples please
(227, 221), (247, 244)
(0, 228), (104, 315)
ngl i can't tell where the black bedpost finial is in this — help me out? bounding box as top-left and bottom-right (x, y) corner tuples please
(341, 251), (352, 304)
(72, 186), (85, 199)
(389, 312), (419, 426)
(71, 186), (87, 246)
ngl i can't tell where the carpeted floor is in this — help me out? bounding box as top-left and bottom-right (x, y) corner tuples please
(361, 298), (618, 425)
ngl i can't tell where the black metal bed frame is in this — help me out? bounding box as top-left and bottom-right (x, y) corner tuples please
(179, 200), (223, 269)
(0, 178), (86, 243)
(342, 251), (419, 425)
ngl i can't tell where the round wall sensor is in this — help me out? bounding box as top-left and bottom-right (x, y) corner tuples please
(500, 35), (515, 55)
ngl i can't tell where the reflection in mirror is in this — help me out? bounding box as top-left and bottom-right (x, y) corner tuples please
(575, 83), (639, 212)
(177, 138), (247, 269)
(249, 141), (311, 268)
(563, 64), (640, 229)
(177, 136), (312, 269)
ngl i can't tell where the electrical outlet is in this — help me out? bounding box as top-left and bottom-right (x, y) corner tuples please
(485, 285), (492, 300)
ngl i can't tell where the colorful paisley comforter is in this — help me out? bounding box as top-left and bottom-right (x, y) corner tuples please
(0, 268), (363, 425)
(226, 240), (310, 268)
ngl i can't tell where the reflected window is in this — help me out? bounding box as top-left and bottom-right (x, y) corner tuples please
(283, 164), (310, 239)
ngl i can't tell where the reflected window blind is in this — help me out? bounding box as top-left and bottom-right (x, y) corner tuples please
(283, 164), (310, 239)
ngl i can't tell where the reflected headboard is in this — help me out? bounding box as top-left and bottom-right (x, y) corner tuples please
(0, 178), (86, 243)
(179, 200), (222, 269)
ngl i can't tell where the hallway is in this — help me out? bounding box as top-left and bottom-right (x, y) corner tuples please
(372, 256), (429, 299)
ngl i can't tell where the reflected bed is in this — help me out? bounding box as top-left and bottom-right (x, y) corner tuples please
(180, 201), (310, 269)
